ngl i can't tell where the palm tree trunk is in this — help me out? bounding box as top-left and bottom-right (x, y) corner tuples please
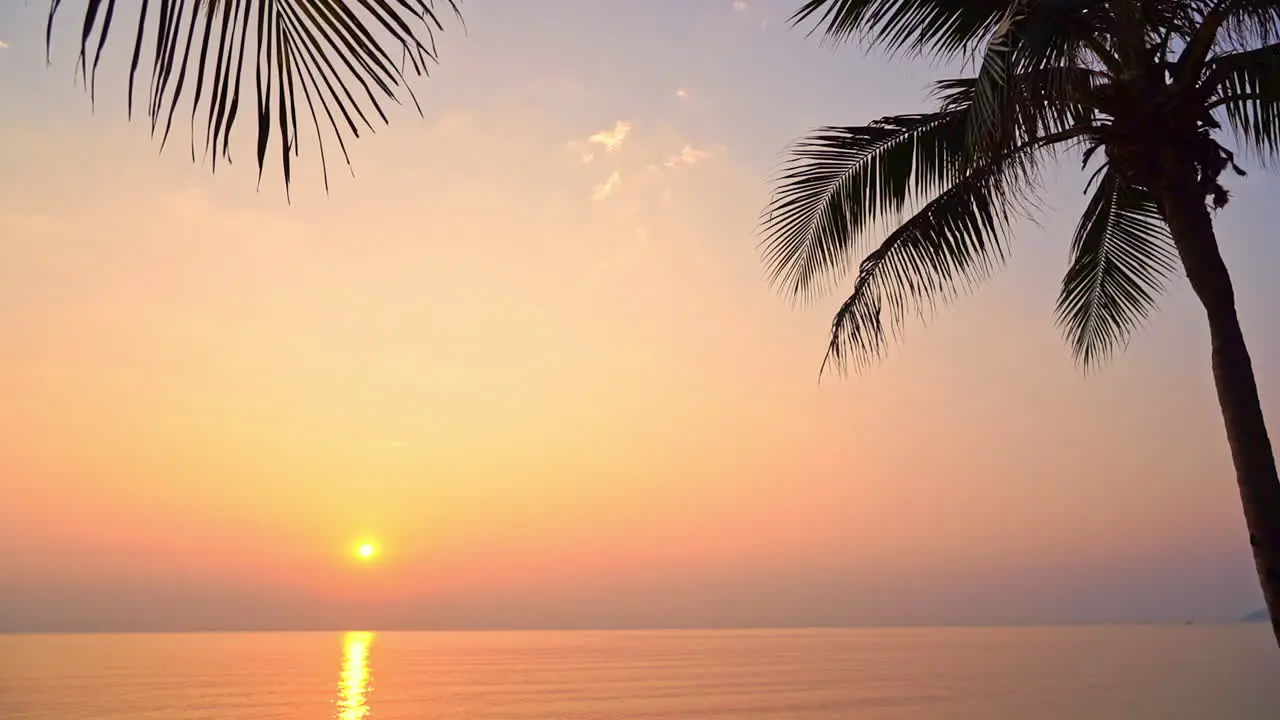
(1157, 167), (1280, 647)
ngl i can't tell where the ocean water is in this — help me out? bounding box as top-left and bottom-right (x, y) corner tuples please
(1, 626), (1277, 719)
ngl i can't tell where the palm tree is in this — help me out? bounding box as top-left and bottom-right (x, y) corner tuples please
(764, 0), (1280, 644)
(46, 0), (461, 193)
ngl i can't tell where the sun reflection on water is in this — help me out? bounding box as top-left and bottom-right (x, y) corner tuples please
(337, 632), (374, 720)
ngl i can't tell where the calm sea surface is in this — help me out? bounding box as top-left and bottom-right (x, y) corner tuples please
(1, 626), (1277, 719)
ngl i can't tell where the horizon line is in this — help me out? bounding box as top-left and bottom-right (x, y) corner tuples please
(0, 620), (1258, 636)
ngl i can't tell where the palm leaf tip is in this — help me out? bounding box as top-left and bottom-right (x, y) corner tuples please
(49, 0), (463, 192)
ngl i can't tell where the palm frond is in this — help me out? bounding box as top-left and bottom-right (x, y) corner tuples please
(967, 0), (1026, 154)
(790, 0), (1112, 63)
(821, 146), (1040, 374)
(963, 6), (1103, 160)
(932, 67), (1100, 130)
(1216, 0), (1280, 54)
(1207, 41), (1280, 160)
(763, 66), (1101, 306)
(790, 0), (1009, 57)
(1144, 0), (1215, 43)
(1055, 169), (1176, 367)
(761, 111), (970, 300)
(48, 0), (462, 194)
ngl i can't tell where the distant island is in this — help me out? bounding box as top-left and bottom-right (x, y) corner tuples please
(1242, 609), (1271, 623)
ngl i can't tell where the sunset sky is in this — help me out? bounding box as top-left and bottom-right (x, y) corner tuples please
(1, 0), (1279, 631)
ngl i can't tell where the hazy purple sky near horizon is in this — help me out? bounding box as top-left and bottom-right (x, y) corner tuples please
(0, 0), (1278, 631)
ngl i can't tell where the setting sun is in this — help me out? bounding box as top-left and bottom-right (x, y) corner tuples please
(355, 542), (379, 561)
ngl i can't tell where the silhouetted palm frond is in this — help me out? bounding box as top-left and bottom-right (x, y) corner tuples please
(963, 0), (1109, 156)
(1207, 42), (1280, 161)
(761, 111), (971, 300)
(763, 58), (1114, 371)
(762, 66), (1101, 324)
(1055, 170), (1176, 367)
(790, 0), (1010, 57)
(821, 144), (1038, 372)
(48, 0), (461, 194)
(937, 69), (1100, 168)
(790, 0), (1112, 62)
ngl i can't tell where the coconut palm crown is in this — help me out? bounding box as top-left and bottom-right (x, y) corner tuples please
(764, 0), (1280, 644)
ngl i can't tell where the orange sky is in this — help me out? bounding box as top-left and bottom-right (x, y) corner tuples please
(0, 1), (1276, 630)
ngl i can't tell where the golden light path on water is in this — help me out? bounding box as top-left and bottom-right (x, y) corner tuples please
(338, 632), (374, 720)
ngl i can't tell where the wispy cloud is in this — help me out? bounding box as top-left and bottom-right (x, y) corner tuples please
(567, 120), (634, 163)
(733, 0), (749, 10)
(664, 145), (718, 169)
(676, 88), (690, 99)
(572, 126), (720, 201)
(0, 41), (10, 49)
(588, 121), (633, 152)
(592, 171), (622, 201)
